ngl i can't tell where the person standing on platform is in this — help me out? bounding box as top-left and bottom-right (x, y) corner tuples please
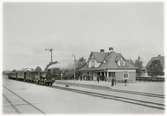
(111, 77), (114, 86)
(124, 73), (128, 86)
(97, 76), (99, 84)
(114, 77), (116, 86)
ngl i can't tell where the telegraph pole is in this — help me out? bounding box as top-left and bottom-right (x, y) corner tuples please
(72, 54), (76, 80)
(45, 48), (54, 63)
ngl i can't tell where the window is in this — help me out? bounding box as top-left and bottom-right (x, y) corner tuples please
(88, 59), (96, 68)
(109, 72), (115, 77)
(116, 57), (126, 66)
(117, 60), (121, 66)
(124, 74), (128, 77)
(124, 72), (129, 79)
(103, 60), (106, 63)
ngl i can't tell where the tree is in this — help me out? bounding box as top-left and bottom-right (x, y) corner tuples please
(134, 56), (143, 76)
(12, 69), (16, 72)
(75, 57), (87, 80)
(62, 69), (74, 80)
(135, 56), (143, 68)
(127, 59), (135, 66)
(35, 66), (42, 72)
(76, 57), (87, 70)
(147, 60), (164, 77)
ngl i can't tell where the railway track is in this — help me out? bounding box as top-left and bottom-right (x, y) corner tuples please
(3, 94), (21, 113)
(3, 86), (45, 114)
(109, 88), (164, 98)
(52, 85), (165, 110)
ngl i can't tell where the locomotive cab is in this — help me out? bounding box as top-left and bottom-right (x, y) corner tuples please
(45, 69), (55, 86)
(37, 71), (55, 86)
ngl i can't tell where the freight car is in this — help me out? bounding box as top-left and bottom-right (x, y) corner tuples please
(8, 70), (55, 86)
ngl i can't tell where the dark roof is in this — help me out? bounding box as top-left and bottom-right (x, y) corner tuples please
(88, 52), (108, 63)
(80, 51), (136, 71)
(99, 52), (136, 70)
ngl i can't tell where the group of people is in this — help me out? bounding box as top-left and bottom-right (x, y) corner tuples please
(97, 76), (116, 86)
(97, 76), (128, 86)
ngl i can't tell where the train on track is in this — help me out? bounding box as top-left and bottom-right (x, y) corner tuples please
(8, 70), (55, 86)
(7, 61), (62, 86)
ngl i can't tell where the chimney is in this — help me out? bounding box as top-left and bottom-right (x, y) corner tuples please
(109, 47), (114, 52)
(100, 49), (105, 53)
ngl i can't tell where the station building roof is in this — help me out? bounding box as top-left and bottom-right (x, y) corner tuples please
(80, 50), (136, 71)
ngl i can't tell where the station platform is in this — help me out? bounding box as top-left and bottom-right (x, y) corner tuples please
(54, 80), (164, 95)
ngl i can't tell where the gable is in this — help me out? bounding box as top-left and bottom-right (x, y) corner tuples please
(88, 59), (101, 68)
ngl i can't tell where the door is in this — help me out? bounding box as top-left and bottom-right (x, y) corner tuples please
(109, 72), (115, 78)
(24, 72), (26, 80)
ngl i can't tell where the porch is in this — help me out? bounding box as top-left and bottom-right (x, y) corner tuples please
(79, 69), (136, 83)
(80, 70), (116, 82)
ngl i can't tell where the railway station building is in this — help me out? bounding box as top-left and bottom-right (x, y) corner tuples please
(79, 48), (136, 82)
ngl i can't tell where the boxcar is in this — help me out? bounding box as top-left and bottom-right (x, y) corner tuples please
(16, 71), (25, 80)
(8, 72), (17, 79)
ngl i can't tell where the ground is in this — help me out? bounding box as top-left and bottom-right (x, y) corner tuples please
(3, 76), (164, 114)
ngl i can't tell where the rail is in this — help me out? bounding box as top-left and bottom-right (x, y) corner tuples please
(52, 85), (165, 110)
(3, 86), (45, 114)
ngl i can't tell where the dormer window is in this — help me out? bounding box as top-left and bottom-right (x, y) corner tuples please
(88, 59), (95, 68)
(120, 58), (126, 66)
(117, 60), (121, 66)
(116, 57), (126, 66)
(88, 59), (101, 68)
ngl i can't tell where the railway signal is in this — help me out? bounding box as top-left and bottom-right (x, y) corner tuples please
(45, 48), (54, 63)
(44, 48), (59, 71)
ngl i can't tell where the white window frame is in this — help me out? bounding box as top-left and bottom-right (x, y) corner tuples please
(123, 72), (129, 80)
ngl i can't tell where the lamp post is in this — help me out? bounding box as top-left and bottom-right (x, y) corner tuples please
(72, 54), (76, 80)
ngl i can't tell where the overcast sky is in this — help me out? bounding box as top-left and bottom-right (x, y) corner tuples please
(3, 3), (164, 70)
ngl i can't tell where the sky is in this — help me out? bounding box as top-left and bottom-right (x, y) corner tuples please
(3, 3), (164, 70)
